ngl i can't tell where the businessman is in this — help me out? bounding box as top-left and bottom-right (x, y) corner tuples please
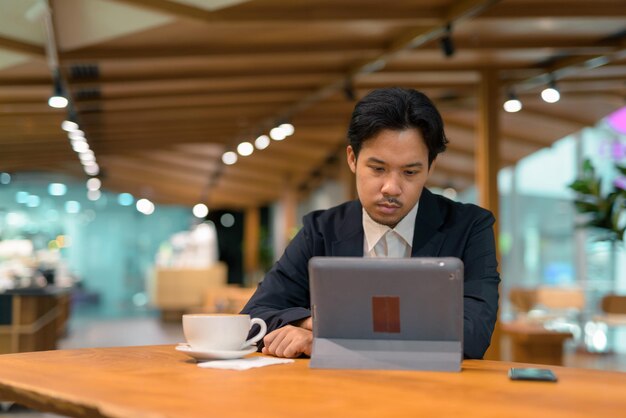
(242, 87), (500, 359)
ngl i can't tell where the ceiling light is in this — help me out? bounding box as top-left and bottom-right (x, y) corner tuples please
(193, 203), (209, 218)
(237, 141), (254, 156)
(541, 79), (560, 103)
(79, 153), (95, 163)
(68, 130), (85, 140)
(48, 74), (68, 109)
(136, 198), (155, 215)
(222, 151), (238, 165)
(87, 189), (101, 201)
(48, 95), (68, 109)
(255, 135), (270, 150)
(86, 178), (101, 191)
(73, 142), (90, 153)
(61, 120), (79, 132)
(84, 164), (100, 176)
(270, 127), (286, 141)
(279, 123), (295, 136)
(503, 91), (522, 113)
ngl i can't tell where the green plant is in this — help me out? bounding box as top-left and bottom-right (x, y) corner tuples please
(568, 159), (626, 242)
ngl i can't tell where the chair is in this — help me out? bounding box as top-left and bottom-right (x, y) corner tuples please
(594, 294), (626, 326)
(503, 286), (584, 365)
(204, 286), (256, 314)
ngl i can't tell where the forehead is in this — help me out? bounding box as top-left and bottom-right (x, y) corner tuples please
(359, 129), (428, 163)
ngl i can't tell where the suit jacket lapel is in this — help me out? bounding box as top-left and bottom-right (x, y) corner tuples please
(331, 200), (364, 257)
(411, 189), (446, 257)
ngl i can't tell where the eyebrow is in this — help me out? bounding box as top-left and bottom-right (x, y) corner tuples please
(366, 157), (424, 169)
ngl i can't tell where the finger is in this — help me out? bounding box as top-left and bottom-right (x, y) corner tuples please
(274, 333), (294, 358)
(263, 328), (281, 346)
(282, 341), (303, 358)
(267, 329), (288, 356)
(302, 341), (312, 357)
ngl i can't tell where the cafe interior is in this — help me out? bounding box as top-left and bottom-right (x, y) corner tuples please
(1, 0), (626, 416)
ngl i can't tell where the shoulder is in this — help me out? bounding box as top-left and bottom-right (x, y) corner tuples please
(302, 200), (361, 234)
(428, 190), (495, 229)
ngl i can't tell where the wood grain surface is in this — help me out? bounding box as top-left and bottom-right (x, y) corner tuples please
(0, 345), (624, 418)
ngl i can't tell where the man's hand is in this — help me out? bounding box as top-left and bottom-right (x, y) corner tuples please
(262, 319), (313, 358)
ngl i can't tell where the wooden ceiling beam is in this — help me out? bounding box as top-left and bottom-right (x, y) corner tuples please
(82, 122), (239, 134)
(443, 116), (556, 149)
(103, 1), (626, 23)
(79, 106), (275, 124)
(102, 175), (200, 205)
(59, 44), (382, 62)
(110, 1), (441, 23)
(209, 178), (281, 200)
(224, 156), (313, 176)
(67, 73), (340, 90)
(483, 2), (626, 18)
(74, 90), (308, 111)
(102, 156), (209, 183)
(510, 46), (626, 94)
(90, 135), (229, 150)
(517, 105), (596, 129)
(204, 189), (264, 210)
(57, 38), (624, 64)
(110, 0), (256, 23)
(0, 35), (45, 57)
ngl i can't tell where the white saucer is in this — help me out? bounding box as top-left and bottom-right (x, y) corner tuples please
(175, 344), (257, 361)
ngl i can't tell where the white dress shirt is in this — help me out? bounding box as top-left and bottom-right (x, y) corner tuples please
(362, 202), (419, 258)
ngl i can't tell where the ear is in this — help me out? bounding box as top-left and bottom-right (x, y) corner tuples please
(346, 145), (357, 174)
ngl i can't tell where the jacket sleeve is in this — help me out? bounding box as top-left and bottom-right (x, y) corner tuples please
(240, 216), (317, 338)
(462, 210), (500, 359)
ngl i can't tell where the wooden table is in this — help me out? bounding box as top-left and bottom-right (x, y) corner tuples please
(0, 286), (72, 354)
(0, 345), (624, 418)
(502, 321), (574, 366)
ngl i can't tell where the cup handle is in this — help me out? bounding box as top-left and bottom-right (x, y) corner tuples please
(243, 318), (267, 349)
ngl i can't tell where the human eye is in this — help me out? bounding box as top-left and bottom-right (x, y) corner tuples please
(369, 165), (385, 173)
(404, 170), (418, 176)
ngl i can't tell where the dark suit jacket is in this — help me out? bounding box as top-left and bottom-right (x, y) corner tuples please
(241, 188), (500, 359)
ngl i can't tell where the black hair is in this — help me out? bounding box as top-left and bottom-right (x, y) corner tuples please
(347, 87), (448, 166)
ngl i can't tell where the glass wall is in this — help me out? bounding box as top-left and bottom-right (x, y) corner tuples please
(497, 108), (626, 353)
(0, 173), (192, 317)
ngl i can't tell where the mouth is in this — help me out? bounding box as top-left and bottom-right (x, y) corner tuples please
(376, 202), (402, 215)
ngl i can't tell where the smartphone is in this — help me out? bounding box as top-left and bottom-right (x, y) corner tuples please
(509, 368), (558, 382)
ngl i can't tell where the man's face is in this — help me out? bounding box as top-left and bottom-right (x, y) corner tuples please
(347, 128), (433, 228)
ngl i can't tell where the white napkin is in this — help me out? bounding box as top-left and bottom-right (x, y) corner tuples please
(197, 357), (294, 370)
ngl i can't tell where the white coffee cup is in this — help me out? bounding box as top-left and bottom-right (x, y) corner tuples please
(182, 314), (267, 351)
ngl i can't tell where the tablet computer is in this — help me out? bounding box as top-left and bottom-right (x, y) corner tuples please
(309, 256), (463, 371)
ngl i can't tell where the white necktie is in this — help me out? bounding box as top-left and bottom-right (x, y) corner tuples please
(385, 230), (405, 258)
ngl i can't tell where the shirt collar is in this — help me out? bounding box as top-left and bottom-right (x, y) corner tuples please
(362, 201), (419, 253)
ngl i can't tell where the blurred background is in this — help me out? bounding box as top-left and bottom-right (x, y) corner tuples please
(1, 0), (626, 374)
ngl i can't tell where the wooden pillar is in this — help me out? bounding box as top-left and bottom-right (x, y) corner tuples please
(243, 207), (260, 280)
(273, 184), (298, 259)
(477, 69), (502, 360)
(283, 187), (297, 242)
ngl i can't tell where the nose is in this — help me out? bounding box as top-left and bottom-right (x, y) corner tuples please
(380, 173), (401, 196)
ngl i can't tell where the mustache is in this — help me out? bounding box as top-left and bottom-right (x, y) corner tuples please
(378, 197), (402, 207)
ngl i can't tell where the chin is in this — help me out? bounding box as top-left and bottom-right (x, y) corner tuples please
(370, 213), (402, 228)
